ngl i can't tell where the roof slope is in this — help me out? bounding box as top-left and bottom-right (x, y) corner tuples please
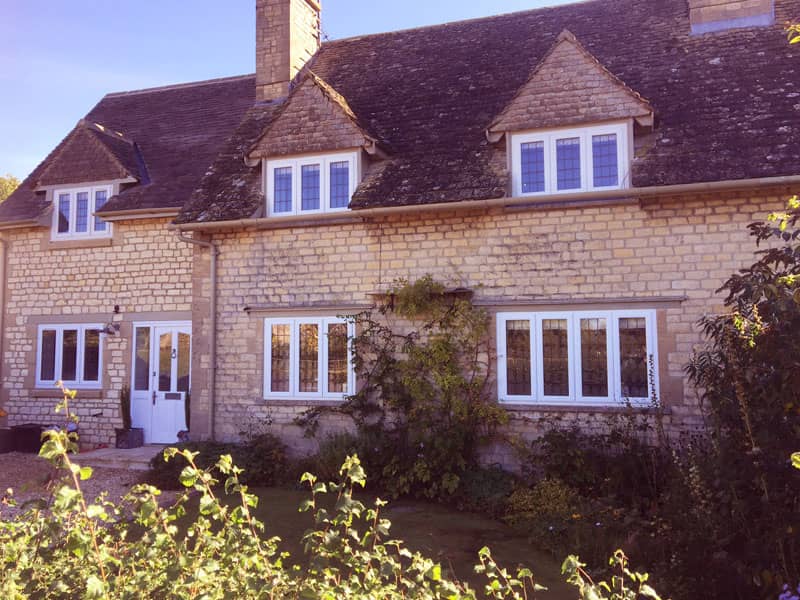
(0, 75), (255, 224)
(181, 0), (800, 222)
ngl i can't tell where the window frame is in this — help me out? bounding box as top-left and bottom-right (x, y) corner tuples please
(50, 185), (113, 240)
(263, 316), (355, 401)
(35, 324), (104, 389)
(496, 309), (657, 407)
(265, 151), (359, 217)
(510, 122), (630, 197)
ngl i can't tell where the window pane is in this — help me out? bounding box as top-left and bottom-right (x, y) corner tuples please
(273, 167), (293, 213)
(619, 317), (648, 398)
(62, 329), (78, 381)
(542, 319), (569, 397)
(75, 192), (89, 233)
(158, 332), (172, 392)
(58, 194), (70, 233)
(40, 330), (56, 381)
(580, 318), (607, 397)
(134, 327), (150, 391)
(505, 320), (531, 396)
(521, 141), (545, 193)
(94, 190), (108, 231)
(592, 134), (619, 187)
(299, 323), (319, 393)
(556, 137), (581, 190)
(270, 324), (290, 392)
(177, 332), (190, 393)
(327, 323), (348, 394)
(83, 329), (100, 382)
(301, 164), (321, 211)
(329, 161), (350, 208)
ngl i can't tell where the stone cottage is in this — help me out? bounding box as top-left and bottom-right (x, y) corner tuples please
(0, 0), (798, 455)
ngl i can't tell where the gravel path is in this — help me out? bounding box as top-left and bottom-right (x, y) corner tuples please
(0, 452), (175, 519)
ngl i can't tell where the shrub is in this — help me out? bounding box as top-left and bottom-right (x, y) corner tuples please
(147, 432), (288, 490)
(455, 465), (518, 518)
(0, 387), (666, 599)
(297, 276), (509, 502)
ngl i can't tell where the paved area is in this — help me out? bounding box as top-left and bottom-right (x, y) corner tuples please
(78, 445), (165, 471)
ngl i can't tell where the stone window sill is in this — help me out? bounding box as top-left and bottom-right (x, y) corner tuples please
(32, 389), (104, 399)
(45, 238), (113, 251)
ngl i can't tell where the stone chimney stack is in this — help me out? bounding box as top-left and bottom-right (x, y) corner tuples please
(688, 0), (774, 34)
(256, 0), (321, 101)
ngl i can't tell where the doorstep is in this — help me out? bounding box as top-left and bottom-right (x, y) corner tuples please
(77, 445), (165, 471)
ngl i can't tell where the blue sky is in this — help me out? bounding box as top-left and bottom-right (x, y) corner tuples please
(0, 0), (576, 180)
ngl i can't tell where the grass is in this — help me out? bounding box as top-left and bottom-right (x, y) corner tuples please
(244, 487), (574, 598)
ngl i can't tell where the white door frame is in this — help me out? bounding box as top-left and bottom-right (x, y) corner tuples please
(130, 321), (192, 443)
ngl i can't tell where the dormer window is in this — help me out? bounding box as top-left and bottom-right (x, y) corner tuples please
(265, 151), (359, 217)
(52, 185), (112, 239)
(511, 122), (630, 197)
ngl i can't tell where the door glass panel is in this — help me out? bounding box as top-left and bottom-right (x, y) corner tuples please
(542, 319), (569, 396)
(327, 323), (348, 394)
(299, 323), (319, 393)
(270, 324), (290, 392)
(158, 332), (172, 392)
(619, 317), (648, 398)
(83, 329), (100, 382)
(505, 320), (531, 396)
(62, 329), (78, 381)
(580, 318), (608, 397)
(134, 327), (150, 391)
(177, 332), (190, 393)
(40, 329), (56, 381)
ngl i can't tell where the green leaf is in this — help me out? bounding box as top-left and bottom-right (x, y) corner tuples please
(792, 452), (800, 470)
(640, 583), (662, 599)
(85, 575), (105, 598)
(79, 466), (93, 481)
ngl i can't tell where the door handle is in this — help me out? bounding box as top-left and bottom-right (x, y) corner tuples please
(152, 390), (156, 406)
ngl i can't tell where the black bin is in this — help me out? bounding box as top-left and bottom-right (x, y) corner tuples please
(11, 423), (44, 453)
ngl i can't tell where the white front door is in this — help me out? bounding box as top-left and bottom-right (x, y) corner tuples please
(131, 322), (191, 444)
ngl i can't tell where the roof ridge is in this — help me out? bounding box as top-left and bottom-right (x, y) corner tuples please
(104, 73), (255, 98)
(323, 0), (596, 45)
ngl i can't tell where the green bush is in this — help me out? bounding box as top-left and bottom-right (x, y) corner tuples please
(0, 389), (665, 599)
(455, 465), (518, 518)
(297, 276), (509, 502)
(147, 432), (288, 490)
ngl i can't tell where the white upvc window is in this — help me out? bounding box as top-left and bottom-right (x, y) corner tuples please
(265, 151), (359, 217)
(51, 186), (112, 239)
(263, 317), (355, 400)
(496, 309), (658, 407)
(36, 324), (104, 389)
(510, 122), (630, 197)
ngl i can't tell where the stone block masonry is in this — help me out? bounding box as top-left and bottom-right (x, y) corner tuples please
(191, 189), (788, 464)
(1, 218), (192, 447)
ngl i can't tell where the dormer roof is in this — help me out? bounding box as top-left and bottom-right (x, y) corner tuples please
(35, 120), (146, 188)
(487, 30), (653, 141)
(247, 71), (383, 162)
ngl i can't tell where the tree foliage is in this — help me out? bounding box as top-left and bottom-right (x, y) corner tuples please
(0, 174), (19, 202)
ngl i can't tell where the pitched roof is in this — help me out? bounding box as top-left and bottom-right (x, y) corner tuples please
(180, 0), (800, 223)
(0, 75), (255, 224)
(487, 30), (653, 136)
(35, 121), (145, 187)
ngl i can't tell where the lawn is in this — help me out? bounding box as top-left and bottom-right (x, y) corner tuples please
(245, 487), (574, 598)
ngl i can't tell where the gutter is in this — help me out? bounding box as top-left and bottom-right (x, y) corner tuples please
(0, 220), (39, 231)
(168, 174), (800, 232)
(175, 230), (219, 441)
(96, 207), (180, 222)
